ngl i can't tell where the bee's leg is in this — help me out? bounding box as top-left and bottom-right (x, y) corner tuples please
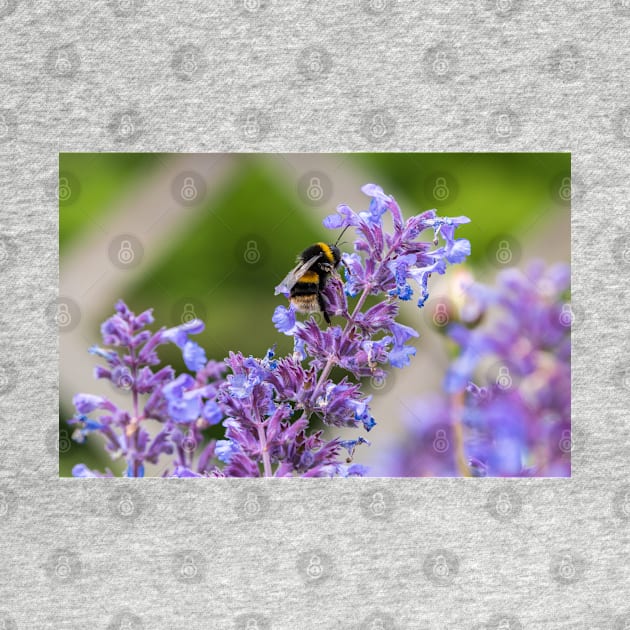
(317, 292), (331, 324)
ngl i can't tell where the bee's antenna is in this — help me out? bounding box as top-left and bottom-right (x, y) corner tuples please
(333, 225), (351, 248)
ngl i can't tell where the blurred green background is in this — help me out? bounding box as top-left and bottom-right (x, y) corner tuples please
(59, 153), (570, 476)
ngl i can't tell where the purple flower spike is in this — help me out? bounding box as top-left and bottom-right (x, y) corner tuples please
(69, 184), (470, 478)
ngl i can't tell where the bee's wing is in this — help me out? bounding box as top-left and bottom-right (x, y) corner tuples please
(274, 254), (321, 296)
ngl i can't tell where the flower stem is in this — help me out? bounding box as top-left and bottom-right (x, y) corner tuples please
(311, 283), (373, 403)
(451, 390), (471, 477)
(254, 408), (272, 478)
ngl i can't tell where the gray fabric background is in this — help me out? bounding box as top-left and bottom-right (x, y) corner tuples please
(0, 1), (628, 628)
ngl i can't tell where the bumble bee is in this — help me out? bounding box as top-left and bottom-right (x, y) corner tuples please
(275, 230), (347, 324)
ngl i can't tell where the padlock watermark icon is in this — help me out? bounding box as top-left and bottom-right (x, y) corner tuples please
(558, 429), (572, 453)
(181, 303), (197, 324)
(433, 429), (449, 453)
(242, 0), (262, 12)
(433, 177), (450, 201)
(56, 302), (72, 328)
(494, 492), (513, 517)
(495, 240), (513, 264)
(54, 49), (72, 75)
(57, 429), (72, 454)
(558, 304), (574, 327)
(57, 176), (72, 202)
(370, 373), (387, 391)
(55, 555), (72, 579)
(369, 492), (386, 516)
(117, 113), (135, 139)
(367, 0), (387, 11)
(432, 302), (449, 327)
(496, 365), (512, 390)
(495, 112), (513, 137)
(558, 176), (572, 202)
(370, 113), (388, 139)
(180, 176), (198, 201)
(242, 111), (261, 139)
(179, 555), (198, 580)
(495, 0), (514, 15)
(243, 492), (261, 516)
(306, 176), (324, 201)
(117, 493), (135, 517)
(110, 235), (143, 269)
(118, 240), (135, 265)
(432, 51), (449, 76)
(243, 240), (261, 264)
(180, 51), (197, 76)
(306, 554), (324, 579)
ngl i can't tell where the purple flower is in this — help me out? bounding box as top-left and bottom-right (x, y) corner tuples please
(69, 184), (470, 478)
(182, 340), (207, 372)
(272, 304), (297, 334)
(382, 260), (570, 478)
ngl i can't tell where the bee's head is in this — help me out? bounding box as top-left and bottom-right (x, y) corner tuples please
(328, 244), (342, 268)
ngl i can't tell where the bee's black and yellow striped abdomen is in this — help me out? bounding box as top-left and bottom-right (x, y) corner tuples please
(289, 242), (341, 323)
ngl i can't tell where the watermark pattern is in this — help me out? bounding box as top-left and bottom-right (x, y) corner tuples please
(360, 109), (396, 144)
(108, 109), (143, 143)
(297, 170), (333, 207)
(422, 549), (459, 586)
(485, 487), (523, 521)
(108, 0), (145, 17)
(488, 109), (521, 141)
(44, 548), (83, 583)
(235, 0), (269, 16)
(486, 234), (522, 269)
(0, 0), (17, 18)
(47, 296), (81, 333)
(297, 46), (332, 81)
(359, 611), (398, 629)
(0, 612), (17, 630)
(235, 489), (269, 520)
(546, 45), (584, 82)
(172, 297), (208, 328)
(171, 170), (207, 206)
(172, 550), (207, 584)
(236, 108), (271, 142)
(57, 170), (81, 207)
(108, 234), (144, 270)
(233, 613), (271, 630)
(45, 44), (81, 79)
(487, 614), (523, 630)
(106, 610), (144, 630)
(234, 234), (268, 268)
(296, 550), (333, 585)
(108, 488), (144, 521)
(360, 487), (396, 521)
(369, 370), (396, 396)
(424, 171), (459, 206)
(484, 0), (521, 17)
(171, 44), (207, 81)
(549, 171), (580, 207)
(423, 44), (458, 82)
(549, 549), (586, 585)
(423, 296), (456, 330)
